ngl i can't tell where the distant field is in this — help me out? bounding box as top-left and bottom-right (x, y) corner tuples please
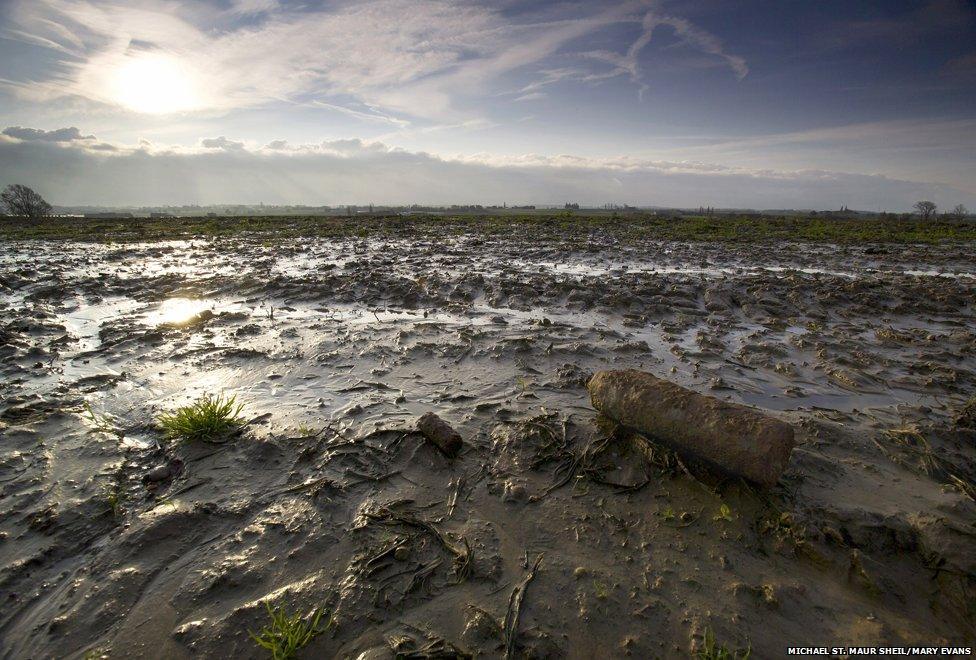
(1, 213), (975, 243)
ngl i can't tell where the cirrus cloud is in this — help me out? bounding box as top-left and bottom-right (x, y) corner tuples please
(1, 0), (748, 122)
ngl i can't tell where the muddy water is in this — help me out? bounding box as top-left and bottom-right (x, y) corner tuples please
(1, 235), (974, 658)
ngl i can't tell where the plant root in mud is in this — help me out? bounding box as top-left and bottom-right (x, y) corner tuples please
(157, 394), (245, 443)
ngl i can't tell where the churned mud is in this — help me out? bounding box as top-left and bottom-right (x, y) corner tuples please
(1, 225), (974, 658)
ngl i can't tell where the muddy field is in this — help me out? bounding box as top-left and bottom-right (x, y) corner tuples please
(1, 218), (974, 658)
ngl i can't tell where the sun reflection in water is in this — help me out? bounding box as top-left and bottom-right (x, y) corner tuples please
(151, 298), (212, 326)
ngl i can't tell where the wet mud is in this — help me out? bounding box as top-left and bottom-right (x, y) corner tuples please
(1, 230), (974, 657)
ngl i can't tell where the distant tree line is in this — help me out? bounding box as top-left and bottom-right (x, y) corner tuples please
(0, 184), (970, 221)
(913, 201), (969, 220)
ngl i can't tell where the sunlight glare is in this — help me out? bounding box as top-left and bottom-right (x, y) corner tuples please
(108, 54), (201, 114)
(151, 298), (212, 326)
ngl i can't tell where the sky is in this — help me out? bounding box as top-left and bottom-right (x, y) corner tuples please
(0, 0), (974, 210)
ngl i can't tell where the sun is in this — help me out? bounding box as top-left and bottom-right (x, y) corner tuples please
(108, 54), (201, 114)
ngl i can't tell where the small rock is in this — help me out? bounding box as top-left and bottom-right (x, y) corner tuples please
(462, 607), (500, 645)
(501, 480), (527, 503)
(143, 458), (183, 484)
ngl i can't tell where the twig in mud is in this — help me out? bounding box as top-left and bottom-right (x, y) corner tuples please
(185, 448), (224, 463)
(272, 475), (342, 497)
(672, 453), (718, 497)
(344, 468), (402, 484)
(157, 478), (211, 501)
(392, 634), (472, 660)
(363, 507), (472, 581)
(463, 463), (490, 495)
(530, 437), (593, 501)
(488, 580), (512, 596)
(724, 357), (757, 371)
(377, 565), (420, 587)
(363, 537), (410, 576)
(447, 475), (465, 517)
(405, 558), (444, 595)
(322, 420), (354, 444)
(503, 553), (544, 660)
(947, 473), (976, 503)
(357, 427), (416, 447)
(387, 430), (414, 452)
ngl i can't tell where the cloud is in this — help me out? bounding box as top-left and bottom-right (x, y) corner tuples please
(680, 119), (976, 156)
(652, 14), (748, 80)
(2, 0), (746, 122)
(200, 136), (245, 150)
(582, 7), (747, 98)
(229, 0), (279, 16)
(1, 128), (972, 211)
(2, 126), (95, 142)
(514, 92), (547, 102)
(310, 101), (410, 127)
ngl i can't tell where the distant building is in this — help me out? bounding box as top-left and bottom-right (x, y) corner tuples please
(150, 212), (173, 218)
(84, 212), (133, 219)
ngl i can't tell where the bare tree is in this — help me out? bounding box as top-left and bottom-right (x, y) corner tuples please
(950, 204), (969, 219)
(1, 184), (52, 219)
(913, 200), (937, 220)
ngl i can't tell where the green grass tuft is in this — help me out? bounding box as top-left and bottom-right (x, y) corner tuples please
(713, 503), (734, 522)
(250, 601), (327, 660)
(84, 402), (122, 438)
(697, 628), (751, 660)
(102, 483), (124, 518)
(157, 394), (244, 443)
